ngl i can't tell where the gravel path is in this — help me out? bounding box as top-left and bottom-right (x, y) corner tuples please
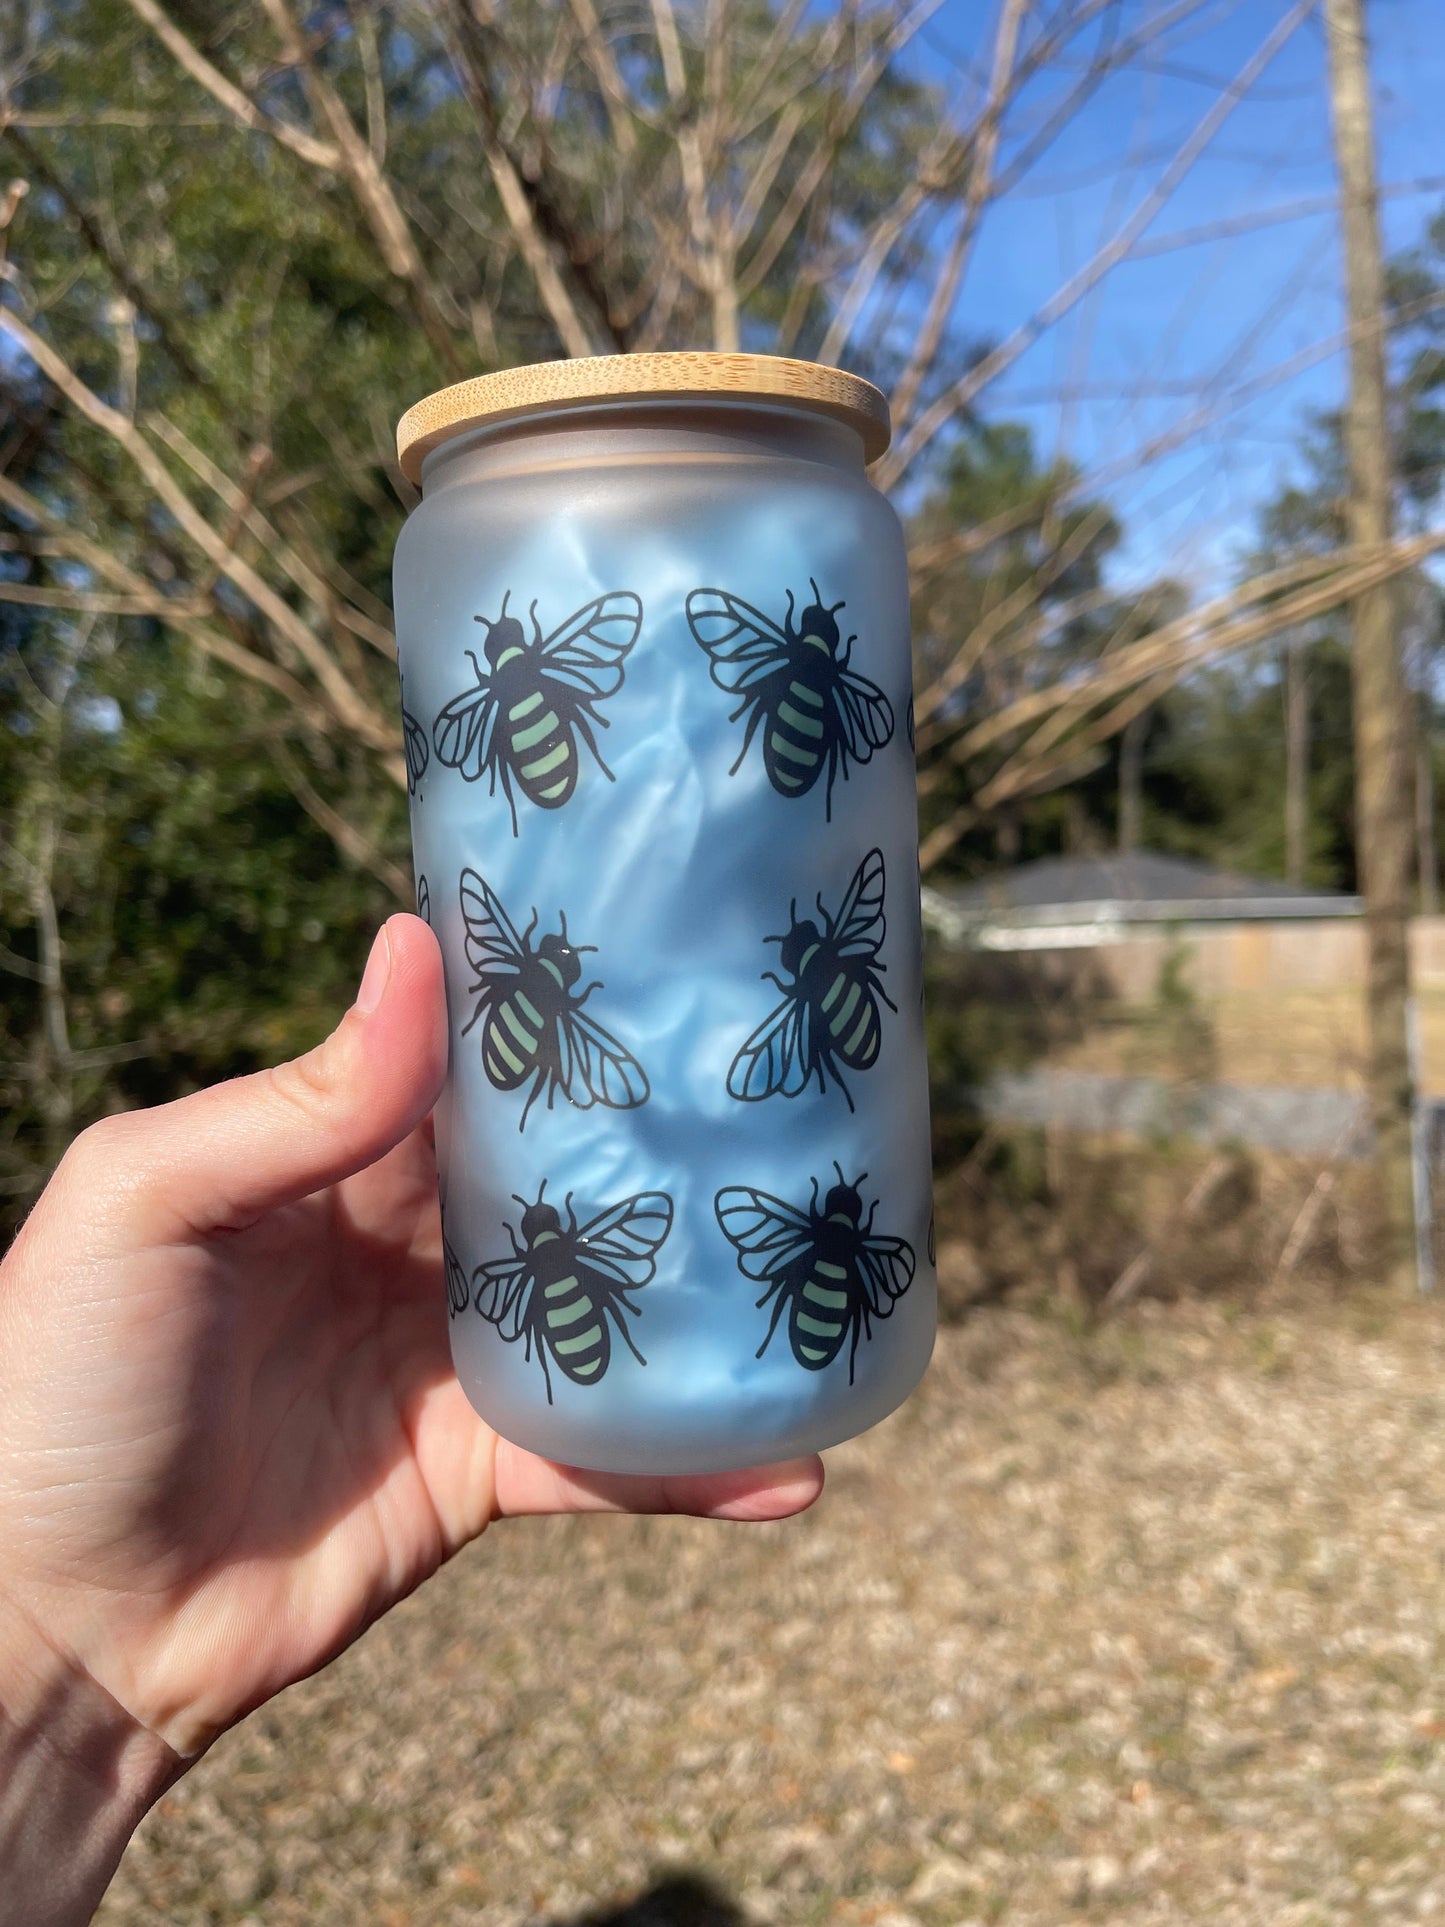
(98, 1296), (1445, 1926)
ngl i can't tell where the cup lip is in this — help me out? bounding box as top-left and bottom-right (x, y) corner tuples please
(395, 351), (891, 483)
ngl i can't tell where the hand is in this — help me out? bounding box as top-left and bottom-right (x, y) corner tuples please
(0, 915), (822, 1922)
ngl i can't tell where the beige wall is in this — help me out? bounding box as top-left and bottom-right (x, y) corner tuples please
(1083, 917), (1445, 1001)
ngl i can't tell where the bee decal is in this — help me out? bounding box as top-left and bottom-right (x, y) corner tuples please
(459, 868), (649, 1130)
(729, 847), (895, 1113)
(474, 1183), (673, 1402)
(416, 872), (431, 926)
(437, 1181), (469, 1318)
(432, 591), (642, 833)
(715, 1167), (915, 1382)
(686, 579), (893, 819)
(444, 1232), (470, 1319)
(400, 669), (429, 798)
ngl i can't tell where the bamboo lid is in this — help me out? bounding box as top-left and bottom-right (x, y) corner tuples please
(396, 352), (890, 482)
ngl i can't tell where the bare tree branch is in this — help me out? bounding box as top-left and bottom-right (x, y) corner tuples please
(879, 0), (1316, 487)
(120, 0), (342, 169)
(0, 306), (395, 753)
(257, 0), (464, 374)
(888, 0), (1027, 430)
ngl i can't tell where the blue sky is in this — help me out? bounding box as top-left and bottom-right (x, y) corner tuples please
(894, 0), (1445, 592)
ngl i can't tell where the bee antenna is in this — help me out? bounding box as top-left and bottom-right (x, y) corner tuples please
(511, 1193), (529, 1210)
(464, 647), (485, 679)
(809, 576), (823, 604)
(573, 942), (598, 955)
(833, 1159), (847, 1186)
(499, 589), (511, 617)
(763, 930), (787, 946)
(855, 1169), (869, 1187)
(472, 614), (491, 630)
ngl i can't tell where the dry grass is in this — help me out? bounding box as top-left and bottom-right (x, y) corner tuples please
(97, 1292), (1445, 1926)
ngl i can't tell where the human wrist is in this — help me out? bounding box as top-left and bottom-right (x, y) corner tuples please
(0, 1591), (181, 1927)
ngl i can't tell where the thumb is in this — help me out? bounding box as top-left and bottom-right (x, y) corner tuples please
(92, 914), (448, 1242)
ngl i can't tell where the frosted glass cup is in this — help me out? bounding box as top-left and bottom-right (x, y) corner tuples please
(392, 353), (935, 1474)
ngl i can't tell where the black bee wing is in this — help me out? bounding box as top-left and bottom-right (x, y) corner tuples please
(714, 1186), (816, 1282)
(576, 1191), (673, 1288)
(830, 847), (887, 957)
(459, 868), (528, 982)
(473, 1253), (535, 1340)
(402, 705), (429, 793)
(727, 989), (812, 1101)
(433, 668), (502, 780)
(833, 667), (895, 762)
(685, 589), (791, 694)
(537, 592), (642, 700)
(556, 1006), (650, 1111)
(857, 1233), (916, 1318)
(443, 1237), (470, 1318)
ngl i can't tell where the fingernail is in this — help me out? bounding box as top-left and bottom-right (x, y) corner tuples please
(355, 925), (392, 1015)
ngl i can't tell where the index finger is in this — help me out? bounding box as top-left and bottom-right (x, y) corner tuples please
(490, 1440), (825, 1523)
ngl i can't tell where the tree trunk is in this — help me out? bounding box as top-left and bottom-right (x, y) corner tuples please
(1325, 0), (1416, 1288)
(1118, 710), (1144, 854)
(1418, 711), (1438, 915)
(1284, 639), (1309, 885)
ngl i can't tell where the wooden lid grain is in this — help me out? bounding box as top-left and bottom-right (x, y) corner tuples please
(396, 352), (890, 482)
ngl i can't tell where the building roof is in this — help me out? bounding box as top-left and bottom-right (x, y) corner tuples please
(925, 850), (1359, 949)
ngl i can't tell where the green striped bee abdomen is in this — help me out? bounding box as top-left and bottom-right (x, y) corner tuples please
(481, 986), (547, 1091)
(763, 674), (827, 796)
(506, 689), (577, 809)
(821, 963), (882, 1070)
(541, 1268), (611, 1383)
(789, 1255), (852, 1369)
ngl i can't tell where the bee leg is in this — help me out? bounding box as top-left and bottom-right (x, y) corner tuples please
(761, 971), (791, 994)
(847, 1314), (863, 1385)
(835, 1065), (856, 1114)
(783, 587), (797, 642)
(755, 1285), (791, 1359)
(460, 999), (486, 1037)
(499, 765), (519, 836)
(875, 969), (899, 1016)
(572, 705), (616, 781)
(729, 700), (767, 776)
(537, 1337), (555, 1406)
(574, 979), (602, 1006)
(609, 1300), (647, 1368)
(519, 1071), (545, 1131)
